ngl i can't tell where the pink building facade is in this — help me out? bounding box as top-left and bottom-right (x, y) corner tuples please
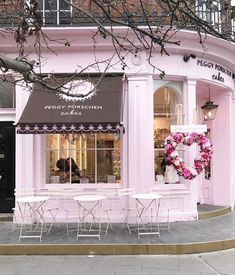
(1, 27), (235, 222)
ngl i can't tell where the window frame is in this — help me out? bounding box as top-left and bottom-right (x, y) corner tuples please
(45, 132), (123, 185)
(153, 84), (184, 183)
(38, 0), (72, 25)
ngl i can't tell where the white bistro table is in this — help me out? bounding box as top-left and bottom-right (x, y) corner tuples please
(73, 194), (106, 240)
(131, 193), (163, 238)
(16, 196), (50, 241)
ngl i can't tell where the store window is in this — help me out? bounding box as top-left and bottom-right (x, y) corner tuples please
(153, 85), (183, 183)
(0, 79), (15, 108)
(45, 133), (121, 184)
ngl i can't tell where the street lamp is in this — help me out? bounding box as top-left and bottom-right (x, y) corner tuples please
(201, 87), (219, 121)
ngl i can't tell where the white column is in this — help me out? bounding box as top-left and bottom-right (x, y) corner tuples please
(184, 79), (197, 125)
(213, 92), (232, 206)
(34, 134), (45, 189)
(184, 79), (199, 211)
(15, 84), (35, 193)
(126, 75), (155, 192)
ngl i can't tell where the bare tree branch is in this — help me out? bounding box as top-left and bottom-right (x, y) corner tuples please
(0, 0), (233, 97)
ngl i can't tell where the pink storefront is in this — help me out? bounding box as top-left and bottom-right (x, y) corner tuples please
(1, 27), (235, 223)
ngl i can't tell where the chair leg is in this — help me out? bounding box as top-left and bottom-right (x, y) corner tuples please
(12, 208), (16, 232)
(159, 209), (171, 233)
(167, 209), (171, 232)
(104, 208), (113, 235)
(45, 208), (59, 234)
(121, 208), (132, 234)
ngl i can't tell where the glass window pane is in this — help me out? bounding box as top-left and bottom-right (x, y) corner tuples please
(46, 149), (70, 183)
(97, 133), (120, 148)
(59, 11), (71, 24)
(154, 117), (171, 149)
(154, 150), (165, 176)
(154, 87), (181, 114)
(45, 133), (121, 184)
(97, 133), (115, 149)
(37, 0), (43, 10)
(45, 11), (57, 24)
(46, 134), (69, 150)
(83, 134), (95, 149)
(112, 150), (121, 182)
(97, 149), (121, 183)
(154, 85), (182, 183)
(81, 150), (95, 183)
(97, 150), (112, 182)
(66, 156), (80, 184)
(60, 0), (70, 10)
(0, 80), (15, 108)
(45, 0), (57, 10)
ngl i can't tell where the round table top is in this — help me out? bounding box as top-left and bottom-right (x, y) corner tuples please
(73, 194), (106, 202)
(16, 196), (50, 203)
(131, 193), (163, 200)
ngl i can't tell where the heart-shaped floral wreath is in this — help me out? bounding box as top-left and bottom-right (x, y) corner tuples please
(164, 132), (213, 180)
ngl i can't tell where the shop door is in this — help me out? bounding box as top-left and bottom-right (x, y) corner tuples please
(0, 122), (15, 213)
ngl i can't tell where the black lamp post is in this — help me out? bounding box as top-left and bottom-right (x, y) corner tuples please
(201, 87), (219, 121)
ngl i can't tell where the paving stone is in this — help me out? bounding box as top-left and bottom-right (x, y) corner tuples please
(2, 210), (235, 244)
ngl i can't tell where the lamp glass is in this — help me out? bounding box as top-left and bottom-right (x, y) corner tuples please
(201, 100), (218, 121)
(202, 107), (217, 121)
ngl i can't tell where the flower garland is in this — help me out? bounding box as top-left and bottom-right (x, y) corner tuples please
(164, 132), (213, 180)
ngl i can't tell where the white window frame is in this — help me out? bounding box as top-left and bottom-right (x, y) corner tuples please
(45, 133), (122, 184)
(153, 85), (184, 183)
(39, 0), (72, 25)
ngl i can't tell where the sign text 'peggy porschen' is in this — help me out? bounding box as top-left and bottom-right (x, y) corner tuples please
(197, 59), (232, 83)
(44, 104), (103, 116)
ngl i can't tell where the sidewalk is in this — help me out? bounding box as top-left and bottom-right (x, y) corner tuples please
(1, 249), (235, 275)
(1, 208), (235, 255)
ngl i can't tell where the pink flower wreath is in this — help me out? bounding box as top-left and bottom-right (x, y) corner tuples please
(164, 132), (213, 180)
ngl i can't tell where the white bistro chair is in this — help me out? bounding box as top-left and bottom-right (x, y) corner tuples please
(117, 188), (137, 234)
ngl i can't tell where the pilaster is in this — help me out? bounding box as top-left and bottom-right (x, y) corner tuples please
(126, 75), (155, 192)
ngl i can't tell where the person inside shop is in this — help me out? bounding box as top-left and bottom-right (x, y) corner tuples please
(56, 158), (67, 171)
(55, 158), (69, 183)
(66, 157), (81, 183)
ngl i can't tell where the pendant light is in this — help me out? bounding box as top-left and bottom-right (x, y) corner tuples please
(201, 87), (218, 121)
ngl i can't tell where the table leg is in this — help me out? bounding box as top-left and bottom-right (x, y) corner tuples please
(135, 199), (161, 238)
(17, 201), (47, 241)
(76, 200), (102, 240)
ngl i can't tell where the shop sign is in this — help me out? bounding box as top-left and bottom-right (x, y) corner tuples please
(171, 124), (207, 133)
(197, 59), (232, 84)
